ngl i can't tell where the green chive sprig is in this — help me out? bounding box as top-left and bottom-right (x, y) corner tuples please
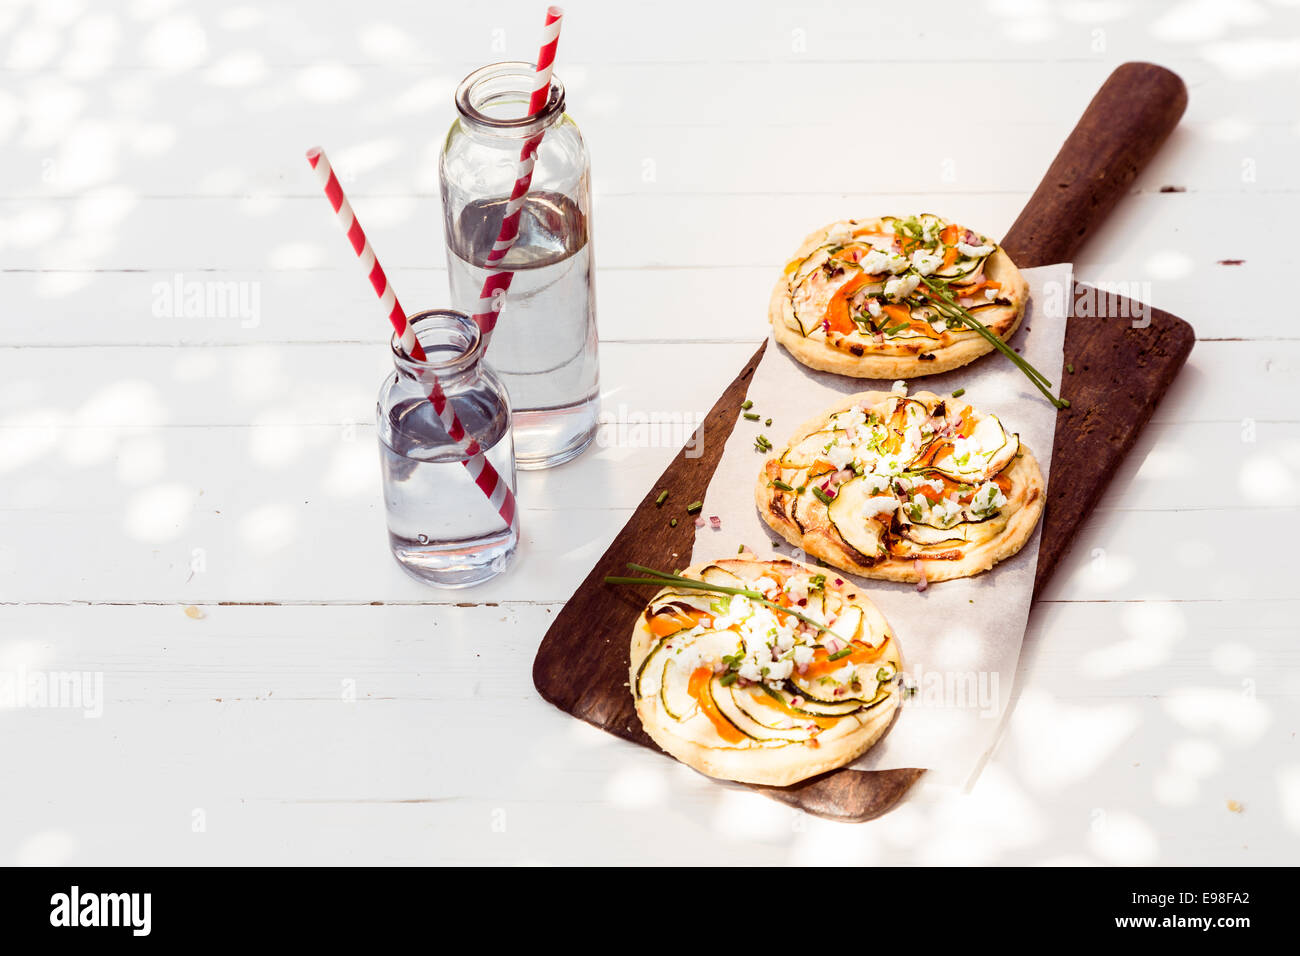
(604, 563), (835, 636)
(911, 270), (1068, 409)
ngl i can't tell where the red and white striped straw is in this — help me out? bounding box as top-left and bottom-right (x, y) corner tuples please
(471, 5), (564, 337)
(306, 146), (518, 532)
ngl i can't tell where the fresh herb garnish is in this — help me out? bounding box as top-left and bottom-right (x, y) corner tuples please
(604, 563), (836, 636)
(811, 485), (835, 506)
(686, 500), (703, 514)
(912, 270), (1068, 409)
(655, 489), (668, 507)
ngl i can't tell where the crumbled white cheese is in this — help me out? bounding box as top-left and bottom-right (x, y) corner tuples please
(969, 480), (1008, 517)
(710, 594), (753, 631)
(752, 576), (778, 594)
(826, 442), (856, 470)
(883, 274), (920, 300)
(792, 644), (815, 666)
(866, 299), (883, 318)
(861, 495), (898, 519)
(861, 249), (910, 275)
(862, 472), (892, 495)
(950, 436), (976, 465)
(910, 250), (945, 276)
(957, 241), (996, 258)
(891, 380), (908, 396)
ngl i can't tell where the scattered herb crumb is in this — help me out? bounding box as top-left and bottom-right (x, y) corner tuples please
(654, 489), (667, 507)
(743, 411), (760, 421)
(1066, 363), (1075, 374)
(741, 399), (753, 410)
(951, 387), (965, 398)
(669, 517), (678, 527)
(685, 500), (703, 514)
(764, 418), (772, 426)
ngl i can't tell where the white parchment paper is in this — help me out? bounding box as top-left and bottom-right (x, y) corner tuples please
(690, 264), (1072, 788)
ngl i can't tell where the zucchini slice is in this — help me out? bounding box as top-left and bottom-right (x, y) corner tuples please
(894, 511), (1009, 553)
(779, 429), (843, 469)
(784, 690), (867, 717)
(713, 680), (807, 743)
(931, 415), (1019, 482)
(729, 685), (827, 732)
(659, 657), (696, 721)
(635, 629), (741, 703)
(826, 605), (864, 644)
(826, 476), (888, 559)
(790, 670), (881, 705)
(699, 564), (745, 589)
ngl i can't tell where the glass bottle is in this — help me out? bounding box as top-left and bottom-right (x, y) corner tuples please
(440, 60), (599, 470)
(376, 309), (518, 588)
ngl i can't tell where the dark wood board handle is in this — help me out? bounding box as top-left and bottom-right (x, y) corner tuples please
(1001, 62), (1187, 268)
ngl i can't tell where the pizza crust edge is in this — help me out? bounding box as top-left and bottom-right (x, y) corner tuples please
(768, 219), (1030, 379)
(628, 559), (903, 787)
(755, 392), (1045, 584)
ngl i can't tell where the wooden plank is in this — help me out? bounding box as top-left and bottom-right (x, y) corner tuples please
(1, 599), (1293, 864)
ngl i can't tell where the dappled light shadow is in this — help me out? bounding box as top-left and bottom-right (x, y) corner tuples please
(0, 0), (1297, 864)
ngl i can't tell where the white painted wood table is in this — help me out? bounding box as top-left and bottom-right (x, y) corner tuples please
(2, 0), (1298, 865)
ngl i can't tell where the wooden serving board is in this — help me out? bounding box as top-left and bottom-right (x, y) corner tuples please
(533, 63), (1196, 821)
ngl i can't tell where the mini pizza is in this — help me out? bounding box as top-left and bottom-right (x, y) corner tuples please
(770, 214), (1029, 378)
(756, 389), (1044, 584)
(629, 558), (903, 786)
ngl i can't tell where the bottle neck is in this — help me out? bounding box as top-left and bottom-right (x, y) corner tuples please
(392, 311), (484, 390)
(454, 60), (565, 144)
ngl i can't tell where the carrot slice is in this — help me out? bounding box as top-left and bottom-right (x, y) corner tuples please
(747, 688), (838, 730)
(941, 246), (959, 269)
(801, 638), (891, 681)
(880, 303), (912, 326)
(689, 667), (747, 744)
(940, 224), (961, 245)
(647, 607), (711, 637)
(824, 273), (876, 334)
(956, 405), (976, 438)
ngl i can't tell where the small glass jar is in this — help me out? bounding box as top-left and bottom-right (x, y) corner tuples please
(376, 310), (518, 588)
(440, 61), (599, 470)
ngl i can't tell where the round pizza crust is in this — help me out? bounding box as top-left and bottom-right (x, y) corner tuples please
(629, 558), (903, 787)
(769, 218), (1030, 379)
(755, 392), (1045, 584)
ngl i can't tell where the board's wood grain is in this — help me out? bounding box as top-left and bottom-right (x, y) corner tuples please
(1001, 62), (1189, 270)
(534, 63), (1194, 821)
(1036, 284), (1194, 594)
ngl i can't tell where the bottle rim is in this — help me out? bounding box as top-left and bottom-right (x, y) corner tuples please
(454, 60), (565, 137)
(391, 309), (483, 378)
